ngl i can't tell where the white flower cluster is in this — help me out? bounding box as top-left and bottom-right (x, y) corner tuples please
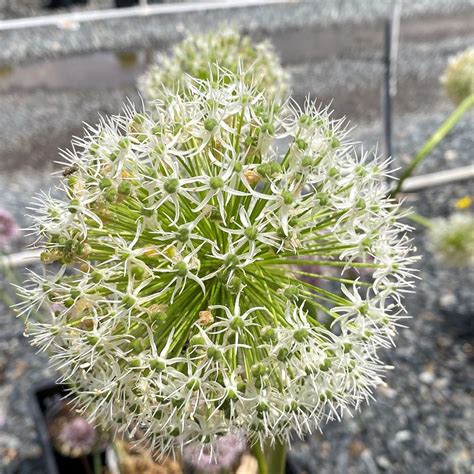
(18, 68), (416, 456)
(139, 27), (289, 103)
(441, 47), (474, 105)
(428, 213), (474, 267)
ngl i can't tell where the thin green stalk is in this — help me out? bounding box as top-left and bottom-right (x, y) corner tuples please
(0, 260), (19, 308)
(252, 443), (268, 474)
(407, 212), (433, 229)
(390, 93), (474, 197)
(0, 289), (15, 308)
(256, 259), (382, 269)
(266, 440), (287, 474)
(92, 451), (102, 474)
(251, 440), (287, 474)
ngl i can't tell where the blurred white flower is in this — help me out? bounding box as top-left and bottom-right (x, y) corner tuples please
(428, 213), (474, 267)
(440, 47), (474, 105)
(139, 27), (289, 103)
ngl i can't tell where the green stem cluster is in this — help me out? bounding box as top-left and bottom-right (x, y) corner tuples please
(252, 440), (287, 474)
(391, 93), (474, 197)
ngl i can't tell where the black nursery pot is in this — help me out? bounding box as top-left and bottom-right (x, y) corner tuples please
(45, 0), (88, 8)
(114, 0), (139, 7)
(31, 381), (106, 474)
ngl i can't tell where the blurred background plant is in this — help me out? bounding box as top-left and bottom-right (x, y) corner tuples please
(47, 398), (107, 472)
(139, 26), (289, 103)
(0, 208), (19, 249)
(440, 47), (474, 105)
(0, 208), (21, 308)
(390, 47), (473, 271)
(182, 432), (248, 474)
(391, 46), (474, 197)
(427, 212), (474, 267)
(112, 439), (182, 474)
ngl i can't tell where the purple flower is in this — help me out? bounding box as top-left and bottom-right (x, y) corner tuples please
(50, 415), (98, 458)
(0, 208), (19, 247)
(183, 432), (247, 472)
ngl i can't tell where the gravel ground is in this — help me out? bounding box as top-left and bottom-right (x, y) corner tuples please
(0, 86), (140, 171)
(1, 108), (473, 474)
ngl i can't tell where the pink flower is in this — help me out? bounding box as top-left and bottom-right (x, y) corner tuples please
(0, 208), (19, 247)
(51, 416), (98, 458)
(183, 432), (247, 472)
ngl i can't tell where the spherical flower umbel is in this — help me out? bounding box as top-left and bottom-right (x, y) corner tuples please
(47, 402), (103, 458)
(139, 27), (289, 103)
(18, 68), (417, 457)
(427, 213), (474, 267)
(440, 47), (474, 105)
(54, 417), (97, 458)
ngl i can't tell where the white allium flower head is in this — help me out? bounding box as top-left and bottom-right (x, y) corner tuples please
(18, 67), (417, 457)
(440, 47), (474, 105)
(139, 26), (289, 103)
(428, 213), (474, 267)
